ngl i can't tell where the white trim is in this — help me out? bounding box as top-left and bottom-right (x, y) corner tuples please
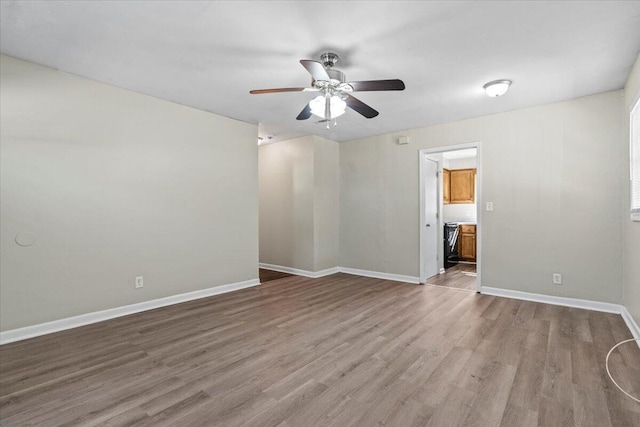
(482, 287), (621, 313)
(339, 267), (420, 284)
(419, 142), (482, 292)
(475, 143), (483, 293)
(0, 278), (260, 345)
(259, 263), (417, 283)
(3, 271), (638, 349)
(419, 155), (441, 282)
(315, 267), (341, 277)
(259, 263), (339, 278)
(483, 288), (640, 347)
(621, 306), (640, 347)
(630, 96), (640, 219)
(419, 152), (427, 283)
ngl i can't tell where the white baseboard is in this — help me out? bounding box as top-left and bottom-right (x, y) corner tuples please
(4, 272), (638, 349)
(339, 267), (420, 284)
(482, 287), (640, 349)
(314, 266), (341, 277)
(0, 278), (260, 345)
(259, 263), (419, 284)
(481, 287), (622, 314)
(259, 263), (339, 278)
(621, 306), (640, 343)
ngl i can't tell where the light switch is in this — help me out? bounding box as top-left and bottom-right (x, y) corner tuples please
(486, 202), (494, 212)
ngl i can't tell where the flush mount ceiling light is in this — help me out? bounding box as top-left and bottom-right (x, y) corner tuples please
(483, 79), (512, 97)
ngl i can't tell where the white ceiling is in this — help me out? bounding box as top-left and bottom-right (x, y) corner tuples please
(1, 1), (639, 143)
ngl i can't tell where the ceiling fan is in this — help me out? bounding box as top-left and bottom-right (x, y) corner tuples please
(250, 52), (405, 129)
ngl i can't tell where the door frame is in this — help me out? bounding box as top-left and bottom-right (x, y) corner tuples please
(422, 156), (441, 280)
(419, 142), (483, 292)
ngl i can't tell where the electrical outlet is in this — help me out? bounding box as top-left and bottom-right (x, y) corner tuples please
(552, 273), (562, 285)
(486, 202), (494, 212)
(135, 276), (144, 289)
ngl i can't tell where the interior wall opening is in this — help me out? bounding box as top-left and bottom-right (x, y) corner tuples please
(419, 144), (481, 292)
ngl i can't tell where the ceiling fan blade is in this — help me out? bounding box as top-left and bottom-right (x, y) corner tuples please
(300, 60), (330, 81)
(345, 94), (379, 119)
(250, 87), (307, 94)
(348, 79), (405, 92)
(296, 103), (312, 120)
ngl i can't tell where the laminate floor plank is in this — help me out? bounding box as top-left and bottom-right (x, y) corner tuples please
(500, 403), (538, 427)
(426, 263), (477, 291)
(573, 386), (613, 427)
(349, 377), (418, 426)
(1, 273), (639, 426)
(259, 269), (293, 283)
(541, 345), (574, 407)
(537, 396), (574, 427)
(425, 385), (477, 427)
(241, 379), (328, 427)
(506, 347), (547, 412)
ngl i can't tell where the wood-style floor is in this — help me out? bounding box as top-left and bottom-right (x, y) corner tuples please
(1, 273), (639, 426)
(426, 263), (477, 291)
(259, 268), (293, 283)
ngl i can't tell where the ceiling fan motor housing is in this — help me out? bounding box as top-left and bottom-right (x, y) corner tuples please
(320, 52), (345, 84)
(311, 68), (350, 95)
(321, 52), (339, 68)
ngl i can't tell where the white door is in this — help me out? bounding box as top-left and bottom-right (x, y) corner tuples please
(424, 158), (439, 279)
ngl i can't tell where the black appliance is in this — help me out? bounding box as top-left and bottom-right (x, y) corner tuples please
(444, 223), (459, 269)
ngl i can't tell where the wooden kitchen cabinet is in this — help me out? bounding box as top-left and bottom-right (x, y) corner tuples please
(449, 168), (475, 204)
(443, 169), (450, 204)
(442, 168), (475, 204)
(459, 224), (476, 261)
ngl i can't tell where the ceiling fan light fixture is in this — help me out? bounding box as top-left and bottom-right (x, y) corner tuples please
(483, 79), (512, 97)
(309, 95), (346, 119)
(250, 53), (403, 122)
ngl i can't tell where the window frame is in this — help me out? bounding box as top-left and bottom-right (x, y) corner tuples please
(631, 95), (640, 221)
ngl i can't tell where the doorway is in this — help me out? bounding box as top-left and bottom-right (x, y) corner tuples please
(419, 143), (482, 292)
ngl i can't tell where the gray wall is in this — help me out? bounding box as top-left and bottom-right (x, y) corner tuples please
(0, 56), (259, 331)
(259, 136), (315, 271)
(623, 54), (640, 326)
(4, 52), (634, 333)
(340, 91), (625, 304)
(313, 136), (340, 271)
(258, 136), (339, 272)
